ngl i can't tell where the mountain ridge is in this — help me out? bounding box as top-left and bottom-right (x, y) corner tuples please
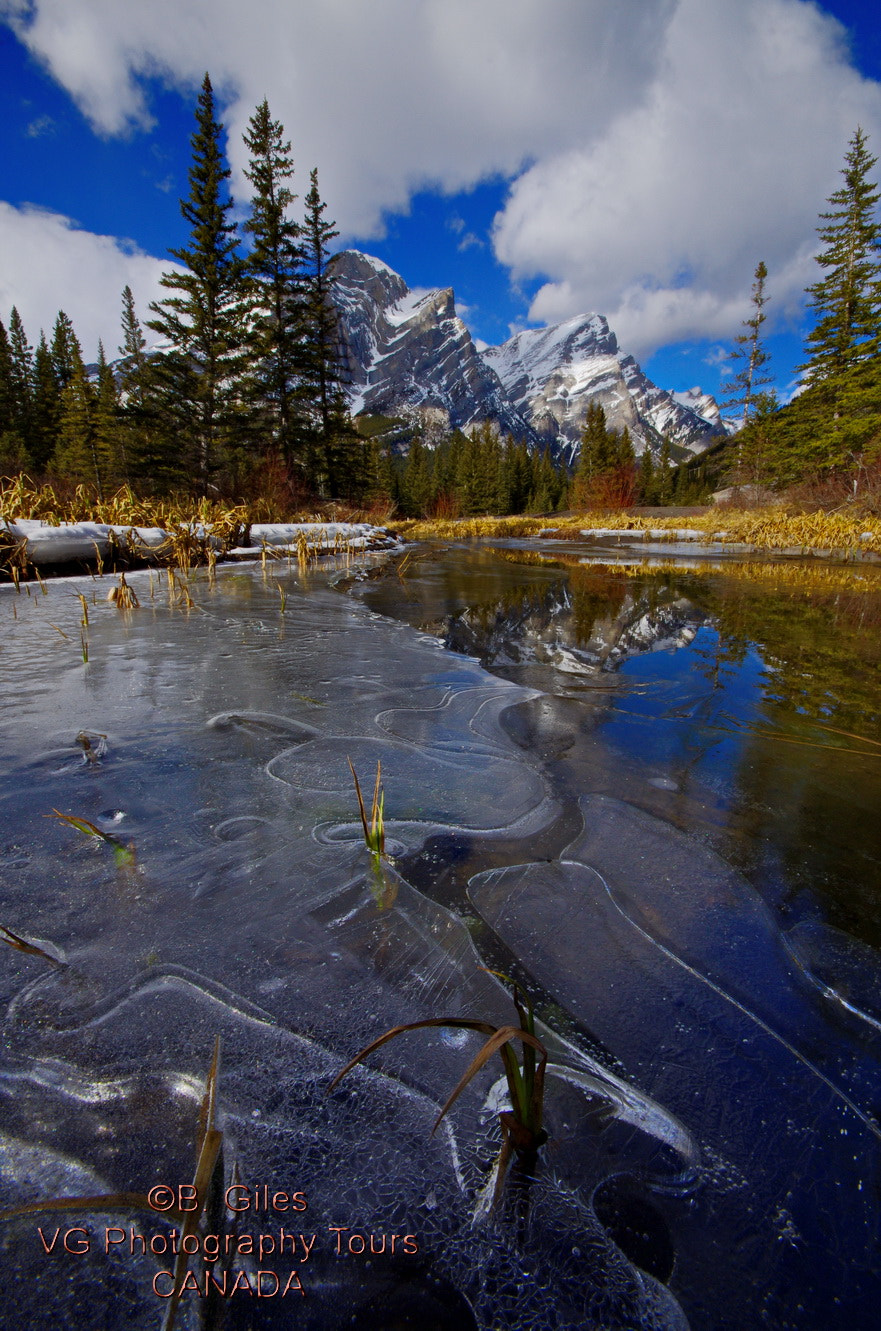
(330, 249), (728, 458)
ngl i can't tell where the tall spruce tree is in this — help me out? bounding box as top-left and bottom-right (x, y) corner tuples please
(301, 168), (353, 494)
(638, 442), (655, 503)
(118, 286), (149, 412)
(751, 127), (881, 479)
(572, 402), (612, 506)
(148, 73), (247, 492)
(0, 317), (26, 472)
(802, 129), (881, 392)
(52, 337), (102, 493)
(722, 261), (773, 427)
(8, 308), (33, 449)
(50, 311), (79, 393)
(242, 100), (306, 471)
(94, 340), (125, 488)
(30, 333), (60, 473)
(0, 319), (14, 439)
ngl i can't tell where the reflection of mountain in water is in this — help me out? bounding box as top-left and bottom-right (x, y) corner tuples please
(437, 580), (705, 674)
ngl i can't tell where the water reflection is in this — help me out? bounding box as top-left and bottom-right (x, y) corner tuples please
(359, 545), (881, 948)
(1, 548), (880, 1329)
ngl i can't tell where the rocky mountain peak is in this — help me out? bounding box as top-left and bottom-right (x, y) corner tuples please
(330, 249), (728, 458)
(329, 249), (408, 310)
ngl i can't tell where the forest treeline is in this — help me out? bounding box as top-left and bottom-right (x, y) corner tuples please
(0, 76), (373, 507)
(1, 78), (878, 516)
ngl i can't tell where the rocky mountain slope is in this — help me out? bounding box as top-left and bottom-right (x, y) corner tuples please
(331, 250), (727, 458)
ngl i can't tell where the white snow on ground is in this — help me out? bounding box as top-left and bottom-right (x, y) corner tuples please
(2, 520), (398, 566)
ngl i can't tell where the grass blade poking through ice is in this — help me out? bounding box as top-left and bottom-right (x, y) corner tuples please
(49, 809), (136, 871)
(347, 757), (385, 858)
(0, 923), (64, 968)
(328, 972), (548, 1209)
(107, 572), (139, 609)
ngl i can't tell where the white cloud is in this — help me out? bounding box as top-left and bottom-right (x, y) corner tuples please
(0, 203), (176, 357)
(25, 113), (55, 137)
(2, 0), (880, 359)
(2, 0), (674, 236)
(493, 0), (881, 356)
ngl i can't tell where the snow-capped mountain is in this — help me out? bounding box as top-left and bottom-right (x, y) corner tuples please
(331, 250), (529, 441)
(671, 387), (726, 430)
(482, 317), (727, 460)
(330, 250), (726, 457)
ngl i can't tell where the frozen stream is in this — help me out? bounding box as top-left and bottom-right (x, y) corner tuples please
(0, 547), (879, 1329)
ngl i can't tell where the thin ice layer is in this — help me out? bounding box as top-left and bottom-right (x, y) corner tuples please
(469, 797), (881, 1329)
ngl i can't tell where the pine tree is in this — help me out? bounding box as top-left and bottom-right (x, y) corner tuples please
(118, 286), (149, 412)
(401, 434), (432, 515)
(242, 100), (306, 471)
(301, 168), (353, 493)
(52, 340), (101, 493)
(656, 437), (673, 505)
(148, 73), (247, 492)
(638, 442), (655, 504)
(30, 333), (60, 473)
(50, 311), (80, 393)
(8, 308), (33, 448)
(94, 340), (125, 487)
(801, 129), (881, 395)
(573, 403), (614, 506)
(722, 261), (773, 426)
(0, 317), (26, 473)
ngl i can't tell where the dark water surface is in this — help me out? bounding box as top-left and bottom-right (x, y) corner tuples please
(0, 543), (879, 1330)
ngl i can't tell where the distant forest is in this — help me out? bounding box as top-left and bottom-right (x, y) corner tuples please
(1, 77), (878, 516)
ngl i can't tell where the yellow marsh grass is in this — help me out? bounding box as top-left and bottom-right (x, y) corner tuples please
(397, 509), (881, 555)
(482, 544), (881, 597)
(107, 572), (139, 609)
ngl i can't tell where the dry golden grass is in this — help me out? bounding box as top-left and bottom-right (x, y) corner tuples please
(0, 476), (395, 580)
(397, 507), (881, 556)
(484, 544), (881, 595)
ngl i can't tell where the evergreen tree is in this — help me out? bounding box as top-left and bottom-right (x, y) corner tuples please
(722, 261), (773, 426)
(148, 73), (248, 491)
(52, 340), (101, 493)
(0, 317), (26, 473)
(94, 340), (125, 487)
(242, 100), (306, 470)
(8, 308), (33, 447)
(615, 425), (636, 470)
(401, 434), (432, 515)
(573, 403), (636, 506)
(656, 437), (673, 505)
(301, 168), (352, 493)
(736, 389), (780, 484)
(30, 333), (60, 473)
(638, 443), (655, 504)
(574, 402), (612, 500)
(117, 286), (173, 486)
(118, 286), (149, 412)
(50, 311), (79, 393)
(0, 320), (13, 431)
(749, 129), (881, 484)
(801, 129), (881, 393)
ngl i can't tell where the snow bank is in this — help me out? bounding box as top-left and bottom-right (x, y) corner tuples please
(2, 519), (399, 568)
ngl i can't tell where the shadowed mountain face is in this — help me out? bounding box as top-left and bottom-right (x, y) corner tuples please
(331, 249), (529, 443)
(331, 249), (728, 459)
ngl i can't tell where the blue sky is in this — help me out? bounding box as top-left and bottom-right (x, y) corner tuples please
(1, 0), (880, 412)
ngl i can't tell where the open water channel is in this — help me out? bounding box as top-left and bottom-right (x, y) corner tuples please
(0, 538), (879, 1329)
